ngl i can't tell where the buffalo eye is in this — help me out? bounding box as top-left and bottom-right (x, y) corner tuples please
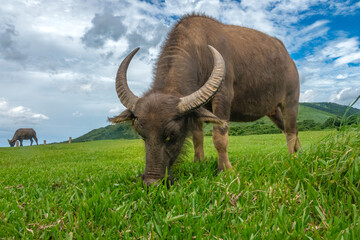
(164, 133), (176, 143)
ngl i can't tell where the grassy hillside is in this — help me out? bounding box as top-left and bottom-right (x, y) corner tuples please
(72, 102), (357, 142)
(302, 102), (360, 117)
(1, 128), (359, 238)
(72, 123), (139, 143)
(298, 103), (337, 122)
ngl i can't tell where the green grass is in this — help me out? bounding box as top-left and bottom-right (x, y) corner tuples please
(1, 129), (359, 239)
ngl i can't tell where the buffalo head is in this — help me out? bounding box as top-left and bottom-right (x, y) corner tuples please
(109, 46), (226, 186)
(8, 139), (15, 147)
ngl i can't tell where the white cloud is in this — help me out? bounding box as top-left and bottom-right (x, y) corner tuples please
(318, 37), (360, 65)
(108, 106), (123, 115)
(330, 0), (360, 15)
(297, 34), (360, 108)
(80, 83), (93, 93)
(335, 51), (360, 66)
(7, 106), (49, 120)
(0, 98), (9, 110)
(336, 74), (348, 79)
(287, 20), (330, 52)
(330, 87), (360, 104)
(0, 99), (49, 124)
(72, 111), (83, 117)
(274, 0), (319, 13)
(300, 89), (318, 102)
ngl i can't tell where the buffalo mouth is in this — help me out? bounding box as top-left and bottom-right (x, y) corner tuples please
(141, 174), (174, 187)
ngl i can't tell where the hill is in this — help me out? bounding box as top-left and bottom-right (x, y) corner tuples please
(72, 102), (359, 142)
(302, 102), (360, 117)
(72, 123), (139, 143)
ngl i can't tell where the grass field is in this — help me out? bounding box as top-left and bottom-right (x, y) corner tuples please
(1, 129), (359, 239)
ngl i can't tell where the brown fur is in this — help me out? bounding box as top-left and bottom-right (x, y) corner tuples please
(8, 128), (38, 147)
(110, 14), (300, 186)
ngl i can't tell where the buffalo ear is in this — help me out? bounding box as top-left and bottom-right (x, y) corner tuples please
(108, 109), (134, 123)
(193, 107), (227, 127)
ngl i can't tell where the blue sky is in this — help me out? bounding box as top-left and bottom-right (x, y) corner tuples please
(0, 0), (360, 147)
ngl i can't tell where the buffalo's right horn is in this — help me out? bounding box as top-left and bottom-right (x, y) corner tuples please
(178, 45), (225, 113)
(115, 48), (140, 112)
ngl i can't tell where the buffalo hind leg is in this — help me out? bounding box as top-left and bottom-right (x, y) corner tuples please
(34, 136), (38, 145)
(283, 105), (300, 154)
(192, 123), (205, 162)
(30, 138), (33, 146)
(268, 105), (300, 154)
(267, 106), (285, 131)
(213, 126), (232, 172)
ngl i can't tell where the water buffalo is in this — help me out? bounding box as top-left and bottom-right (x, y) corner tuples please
(109, 14), (300, 186)
(8, 128), (38, 147)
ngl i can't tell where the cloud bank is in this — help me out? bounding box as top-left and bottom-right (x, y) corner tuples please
(0, 98), (49, 124)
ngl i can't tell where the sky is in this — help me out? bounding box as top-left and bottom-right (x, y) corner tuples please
(0, 0), (360, 147)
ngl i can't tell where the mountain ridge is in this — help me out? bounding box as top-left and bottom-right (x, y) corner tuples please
(72, 102), (359, 142)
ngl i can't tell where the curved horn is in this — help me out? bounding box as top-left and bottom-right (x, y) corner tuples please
(116, 47), (140, 112)
(178, 45), (225, 113)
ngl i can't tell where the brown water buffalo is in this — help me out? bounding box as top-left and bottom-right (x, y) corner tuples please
(109, 14), (300, 186)
(8, 128), (38, 147)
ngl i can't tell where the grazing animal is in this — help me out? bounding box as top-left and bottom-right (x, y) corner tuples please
(8, 128), (38, 147)
(109, 14), (300, 186)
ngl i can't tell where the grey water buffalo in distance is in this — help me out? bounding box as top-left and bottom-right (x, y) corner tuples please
(109, 14), (300, 186)
(8, 128), (38, 147)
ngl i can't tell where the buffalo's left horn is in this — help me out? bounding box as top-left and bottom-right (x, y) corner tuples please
(178, 45), (225, 113)
(116, 47), (140, 112)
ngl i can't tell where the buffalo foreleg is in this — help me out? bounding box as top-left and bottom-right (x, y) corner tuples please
(213, 126), (232, 172)
(30, 138), (33, 146)
(211, 94), (233, 172)
(192, 123), (205, 162)
(34, 136), (38, 145)
(20, 139), (23, 146)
